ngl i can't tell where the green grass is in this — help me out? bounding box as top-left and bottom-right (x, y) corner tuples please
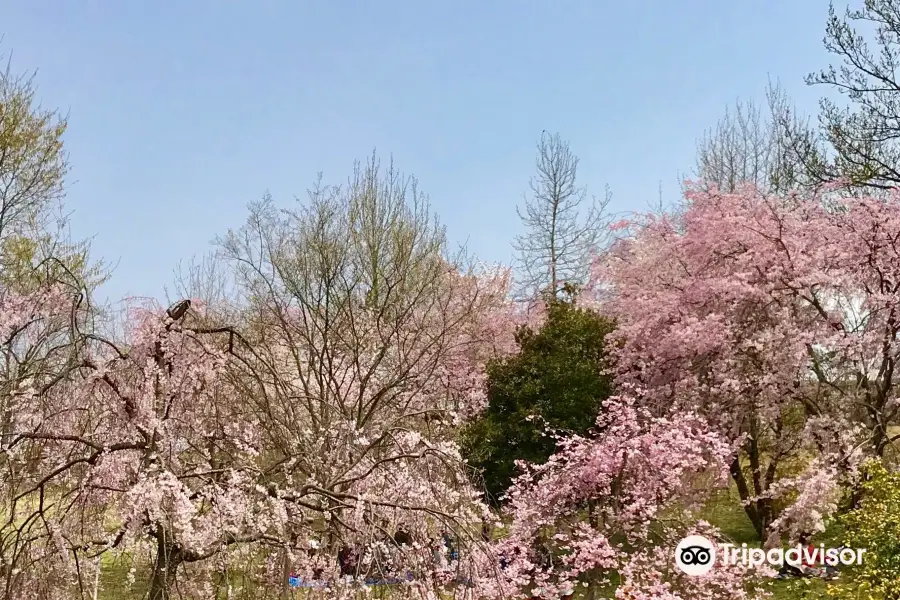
(701, 485), (860, 600)
(767, 577), (829, 599)
(699, 486), (760, 545)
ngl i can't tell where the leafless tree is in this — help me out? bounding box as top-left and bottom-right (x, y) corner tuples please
(215, 153), (508, 587)
(513, 132), (611, 299)
(167, 251), (243, 337)
(695, 80), (821, 195)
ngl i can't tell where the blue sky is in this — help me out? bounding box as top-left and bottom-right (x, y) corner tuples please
(3, 1), (836, 304)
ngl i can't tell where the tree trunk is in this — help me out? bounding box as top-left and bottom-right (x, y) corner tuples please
(91, 558), (101, 600)
(730, 457), (770, 541)
(585, 500), (600, 600)
(281, 548), (291, 600)
(148, 536), (181, 600)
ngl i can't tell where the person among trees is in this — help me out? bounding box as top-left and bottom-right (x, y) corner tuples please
(393, 528), (412, 547)
(337, 545), (357, 579)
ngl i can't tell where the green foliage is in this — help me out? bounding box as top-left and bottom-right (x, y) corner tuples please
(0, 54), (106, 295)
(827, 459), (900, 599)
(0, 233), (107, 293)
(461, 291), (615, 503)
(0, 56), (69, 236)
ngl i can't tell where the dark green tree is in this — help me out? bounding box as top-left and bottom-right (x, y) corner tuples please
(461, 287), (615, 504)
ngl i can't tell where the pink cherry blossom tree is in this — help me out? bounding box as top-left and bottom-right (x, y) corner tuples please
(0, 277), (86, 599)
(592, 183), (897, 540)
(473, 392), (768, 600)
(1, 294), (280, 600)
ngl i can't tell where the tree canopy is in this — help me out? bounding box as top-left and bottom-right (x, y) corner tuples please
(462, 287), (615, 504)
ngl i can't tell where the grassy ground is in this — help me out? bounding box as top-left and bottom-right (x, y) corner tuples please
(699, 487), (849, 599)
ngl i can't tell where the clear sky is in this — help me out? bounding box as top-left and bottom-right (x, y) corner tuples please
(3, 1), (836, 304)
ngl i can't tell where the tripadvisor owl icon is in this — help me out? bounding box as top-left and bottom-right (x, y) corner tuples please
(675, 535), (716, 576)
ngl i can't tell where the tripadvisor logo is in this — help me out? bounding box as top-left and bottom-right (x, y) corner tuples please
(674, 535), (866, 576)
(675, 535), (717, 576)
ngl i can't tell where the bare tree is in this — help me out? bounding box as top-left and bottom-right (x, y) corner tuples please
(168, 251), (241, 332)
(215, 153), (511, 589)
(513, 132), (611, 299)
(695, 80), (821, 194)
